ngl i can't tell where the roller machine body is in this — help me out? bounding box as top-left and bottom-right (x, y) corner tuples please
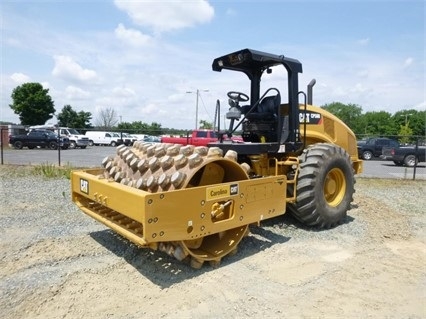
(71, 49), (362, 268)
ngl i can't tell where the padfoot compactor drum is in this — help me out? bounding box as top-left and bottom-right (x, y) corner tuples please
(71, 49), (363, 268)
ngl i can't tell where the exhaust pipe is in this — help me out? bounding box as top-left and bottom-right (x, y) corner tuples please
(307, 79), (316, 105)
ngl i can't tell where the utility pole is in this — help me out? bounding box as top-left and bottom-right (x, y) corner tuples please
(186, 89), (209, 129)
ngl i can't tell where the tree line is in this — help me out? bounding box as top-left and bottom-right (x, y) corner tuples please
(321, 102), (425, 143)
(5, 82), (426, 143)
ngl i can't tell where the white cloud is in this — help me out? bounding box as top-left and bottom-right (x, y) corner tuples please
(114, 0), (214, 33)
(112, 86), (136, 98)
(52, 55), (98, 83)
(41, 82), (51, 89)
(350, 83), (369, 94)
(357, 38), (370, 46)
(114, 23), (152, 46)
(64, 86), (91, 100)
(93, 87), (139, 116)
(140, 103), (166, 116)
(10, 72), (30, 84)
(414, 101), (426, 111)
(404, 57), (414, 68)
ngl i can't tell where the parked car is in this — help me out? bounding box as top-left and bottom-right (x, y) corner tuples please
(357, 137), (400, 160)
(30, 125), (89, 149)
(9, 129), (70, 150)
(133, 134), (147, 141)
(143, 135), (161, 143)
(356, 139), (368, 147)
(119, 133), (137, 146)
(381, 145), (426, 167)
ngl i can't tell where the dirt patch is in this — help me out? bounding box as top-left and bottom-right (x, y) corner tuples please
(0, 176), (425, 318)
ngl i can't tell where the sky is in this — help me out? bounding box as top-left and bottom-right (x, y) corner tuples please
(1, 0), (425, 129)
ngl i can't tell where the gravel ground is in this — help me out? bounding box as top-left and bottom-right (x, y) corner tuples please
(0, 165), (425, 319)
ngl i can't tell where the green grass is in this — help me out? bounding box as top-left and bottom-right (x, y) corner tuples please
(0, 163), (74, 179)
(32, 162), (73, 179)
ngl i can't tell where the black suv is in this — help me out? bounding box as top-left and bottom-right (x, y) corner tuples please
(9, 129), (70, 150)
(357, 137), (399, 160)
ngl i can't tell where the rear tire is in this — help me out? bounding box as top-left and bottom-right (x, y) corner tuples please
(404, 155), (417, 167)
(362, 150), (373, 160)
(48, 141), (58, 150)
(289, 143), (355, 229)
(69, 141), (77, 149)
(13, 141), (23, 149)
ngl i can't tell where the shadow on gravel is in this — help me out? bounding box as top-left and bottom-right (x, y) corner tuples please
(89, 211), (355, 287)
(381, 163), (425, 168)
(89, 224), (291, 288)
(259, 211), (355, 232)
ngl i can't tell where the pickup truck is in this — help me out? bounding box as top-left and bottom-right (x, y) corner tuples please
(29, 125), (89, 149)
(58, 127), (89, 149)
(161, 130), (243, 146)
(381, 145), (426, 167)
(161, 130), (220, 146)
(9, 129), (70, 150)
(357, 137), (400, 160)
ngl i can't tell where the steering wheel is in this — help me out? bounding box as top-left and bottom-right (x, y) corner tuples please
(227, 91), (249, 102)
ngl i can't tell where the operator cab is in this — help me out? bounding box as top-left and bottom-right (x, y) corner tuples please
(210, 48), (304, 155)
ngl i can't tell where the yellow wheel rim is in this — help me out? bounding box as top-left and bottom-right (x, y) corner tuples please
(323, 168), (346, 207)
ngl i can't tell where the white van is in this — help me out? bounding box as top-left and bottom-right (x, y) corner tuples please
(85, 131), (122, 146)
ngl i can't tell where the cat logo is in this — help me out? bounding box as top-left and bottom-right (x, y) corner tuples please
(80, 179), (89, 194)
(230, 184), (238, 195)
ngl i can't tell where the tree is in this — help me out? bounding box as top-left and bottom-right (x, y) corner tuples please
(116, 121), (164, 135)
(57, 105), (76, 127)
(9, 82), (55, 125)
(321, 102), (363, 132)
(362, 111), (394, 136)
(148, 122), (163, 135)
(398, 122), (413, 144)
(392, 109), (425, 138)
(57, 105), (92, 128)
(199, 119), (213, 129)
(94, 107), (118, 129)
(117, 121), (134, 132)
(76, 110), (93, 129)
(118, 121), (150, 133)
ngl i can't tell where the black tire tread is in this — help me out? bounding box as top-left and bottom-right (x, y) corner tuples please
(289, 143), (355, 229)
(14, 141), (23, 149)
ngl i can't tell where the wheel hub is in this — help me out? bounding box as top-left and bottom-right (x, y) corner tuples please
(324, 168), (346, 207)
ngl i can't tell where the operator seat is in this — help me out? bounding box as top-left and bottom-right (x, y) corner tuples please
(245, 93), (281, 120)
(242, 92), (281, 143)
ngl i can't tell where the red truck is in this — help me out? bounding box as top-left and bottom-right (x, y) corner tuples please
(161, 130), (242, 146)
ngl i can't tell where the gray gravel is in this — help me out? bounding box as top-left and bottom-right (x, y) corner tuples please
(0, 167), (425, 319)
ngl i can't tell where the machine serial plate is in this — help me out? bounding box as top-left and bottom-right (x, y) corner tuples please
(206, 183), (239, 201)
